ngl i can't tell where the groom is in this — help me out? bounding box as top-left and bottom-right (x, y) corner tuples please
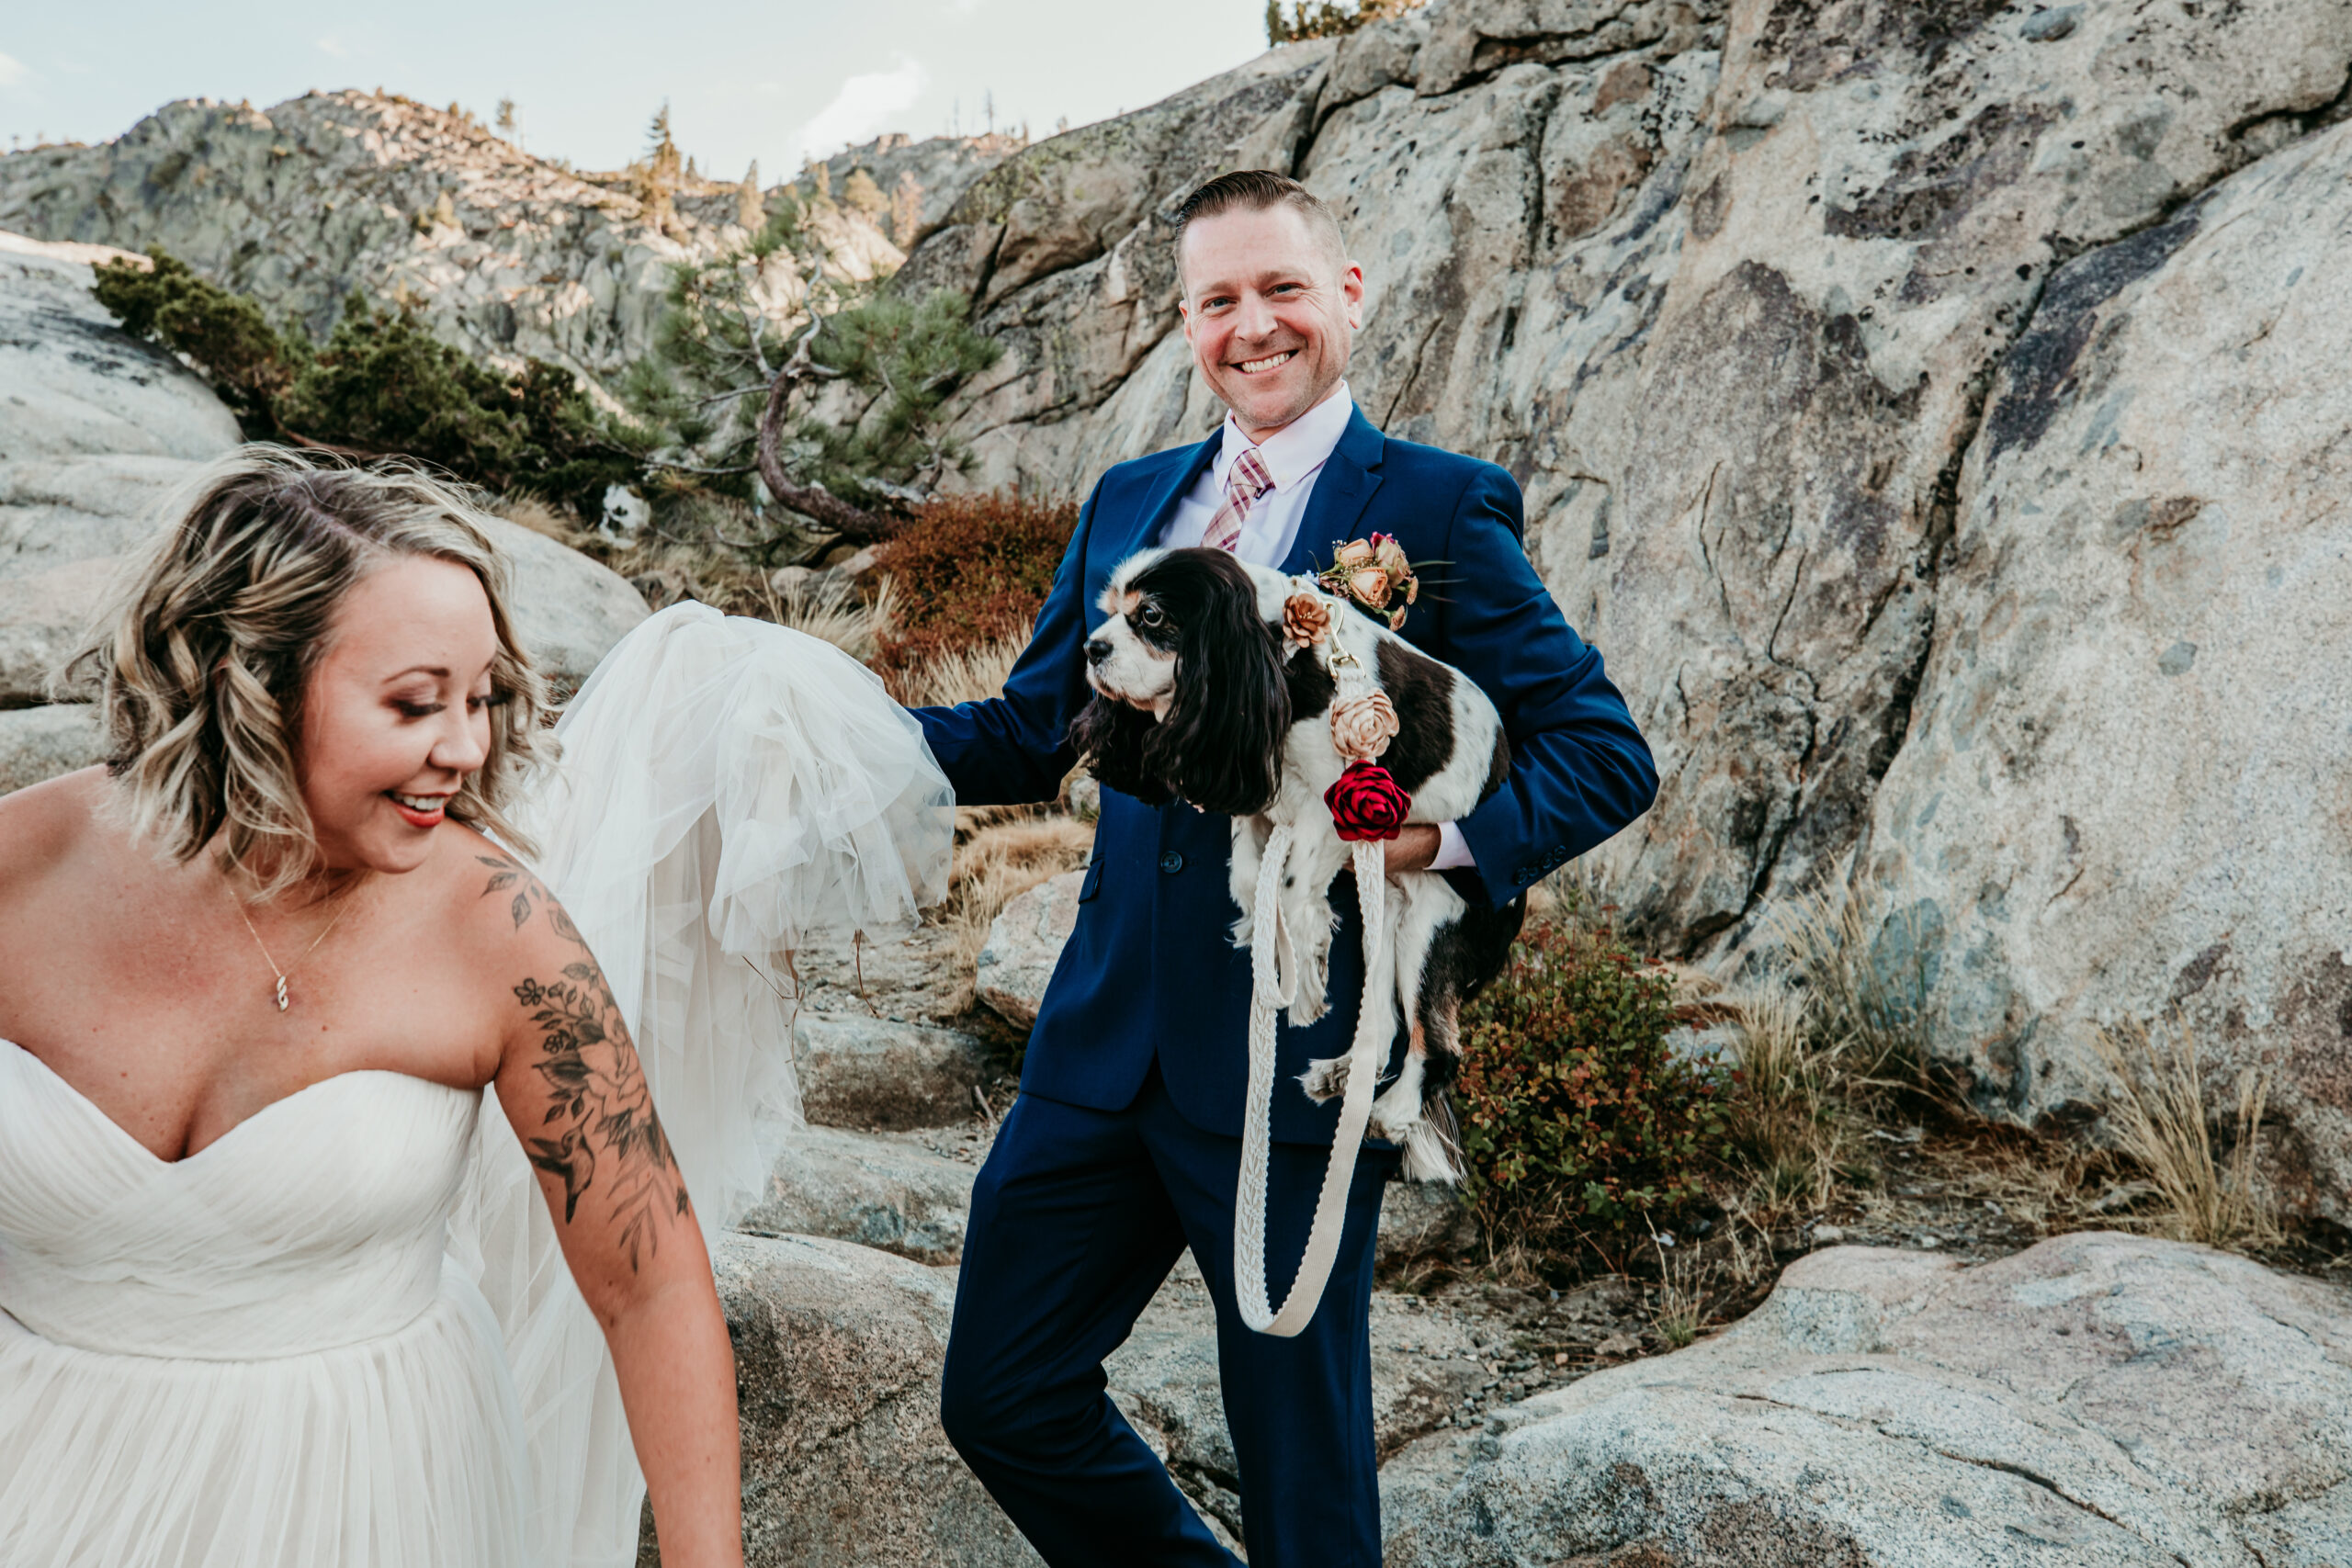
(911, 171), (1657, 1565)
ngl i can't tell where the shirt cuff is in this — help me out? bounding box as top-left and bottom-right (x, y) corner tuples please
(1431, 820), (1476, 872)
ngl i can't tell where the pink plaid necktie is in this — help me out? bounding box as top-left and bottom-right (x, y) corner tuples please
(1201, 448), (1273, 554)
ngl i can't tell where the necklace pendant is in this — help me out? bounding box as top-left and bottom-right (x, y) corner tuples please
(274, 976), (289, 1011)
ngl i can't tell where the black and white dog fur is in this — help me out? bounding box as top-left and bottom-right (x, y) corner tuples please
(1069, 546), (1526, 1180)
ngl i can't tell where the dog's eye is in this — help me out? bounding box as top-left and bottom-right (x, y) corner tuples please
(1138, 605), (1166, 628)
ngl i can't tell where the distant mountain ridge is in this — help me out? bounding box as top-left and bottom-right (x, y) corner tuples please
(0, 91), (1014, 388)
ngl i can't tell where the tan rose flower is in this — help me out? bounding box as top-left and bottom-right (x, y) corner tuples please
(1404, 575), (1419, 604)
(1347, 566), (1391, 606)
(1374, 536), (1411, 580)
(1334, 538), (1376, 568)
(1388, 607), (1409, 630)
(1282, 592), (1333, 648)
(1330, 690), (1402, 762)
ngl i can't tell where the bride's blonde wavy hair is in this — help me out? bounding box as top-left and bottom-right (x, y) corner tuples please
(73, 446), (551, 898)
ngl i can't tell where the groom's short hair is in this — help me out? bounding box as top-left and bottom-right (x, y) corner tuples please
(1172, 170), (1348, 281)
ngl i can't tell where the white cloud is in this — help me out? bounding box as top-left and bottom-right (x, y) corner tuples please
(792, 57), (926, 164)
(0, 51), (29, 88)
(316, 36), (347, 58)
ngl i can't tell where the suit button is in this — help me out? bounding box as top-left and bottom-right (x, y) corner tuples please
(1159, 851), (1186, 874)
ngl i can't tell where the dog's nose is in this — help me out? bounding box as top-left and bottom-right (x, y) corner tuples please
(1085, 637), (1113, 667)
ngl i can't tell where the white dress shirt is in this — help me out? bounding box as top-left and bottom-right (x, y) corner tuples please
(1159, 383), (1476, 874)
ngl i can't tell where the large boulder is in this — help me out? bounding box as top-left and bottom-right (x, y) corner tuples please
(792, 1011), (991, 1131)
(1380, 1232), (2352, 1565)
(0, 232), (243, 462)
(735, 1124), (987, 1264)
(1859, 115), (2352, 1218)
(707, 1233), (1040, 1568)
(974, 868), (1084, 1028)
(0, 705), (103, 795)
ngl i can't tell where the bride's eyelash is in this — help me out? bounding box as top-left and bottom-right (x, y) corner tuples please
(394, 699), (445, 719)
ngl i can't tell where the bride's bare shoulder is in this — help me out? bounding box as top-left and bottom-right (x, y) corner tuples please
(0, 768), (119, 888)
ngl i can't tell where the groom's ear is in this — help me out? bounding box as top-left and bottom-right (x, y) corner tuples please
(1069, 694), (1171, 807)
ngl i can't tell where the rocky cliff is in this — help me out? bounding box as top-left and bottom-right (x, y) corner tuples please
(0, 91), (918, 386)
(888, 0), (2352, 1216)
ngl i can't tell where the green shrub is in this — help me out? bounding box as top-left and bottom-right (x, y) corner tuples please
(277, 296), (634, 507)
(871, 491), (1078, 677)
(91, 249), (299, 425)
(1455, 917), (1725, 1248)
(92, 248), (635, 513)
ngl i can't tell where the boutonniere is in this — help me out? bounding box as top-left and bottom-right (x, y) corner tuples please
(1315, 533), (1422, 630)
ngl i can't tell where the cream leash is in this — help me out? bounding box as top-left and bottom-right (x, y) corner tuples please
(1233, 635), (1406, 1337)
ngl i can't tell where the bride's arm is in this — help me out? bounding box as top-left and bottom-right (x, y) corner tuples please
(488, 866), (744, 1568)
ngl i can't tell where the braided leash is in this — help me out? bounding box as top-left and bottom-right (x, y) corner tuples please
(1234, 634), (1400, 1337)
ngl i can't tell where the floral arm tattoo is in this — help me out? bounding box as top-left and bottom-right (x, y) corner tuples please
(483, 854), (691, 1271)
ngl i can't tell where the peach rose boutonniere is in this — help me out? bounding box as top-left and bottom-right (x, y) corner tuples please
(1316, 532), (1425, 629)
(1329, 689), (1400, 762)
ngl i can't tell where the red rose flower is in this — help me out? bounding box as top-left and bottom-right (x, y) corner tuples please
(1325, 760), (1412, 842)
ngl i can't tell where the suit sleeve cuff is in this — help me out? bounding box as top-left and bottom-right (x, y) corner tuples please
(1430, 820), (1476, 872)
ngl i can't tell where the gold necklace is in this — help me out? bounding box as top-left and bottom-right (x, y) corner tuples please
(231, 878), (363, 1011)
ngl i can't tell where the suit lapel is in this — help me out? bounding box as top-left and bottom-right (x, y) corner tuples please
(1281, 407), (1385, 578)
(1126, 429), (1221, 558)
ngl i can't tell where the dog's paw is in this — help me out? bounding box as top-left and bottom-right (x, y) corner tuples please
(1298, 1055), (1351, 1103)
(1285, 987), (1332, 1028)
(1396, 1120), (1464, 1185)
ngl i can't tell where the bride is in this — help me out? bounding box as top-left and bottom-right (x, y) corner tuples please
(0, 449), (954, 1566)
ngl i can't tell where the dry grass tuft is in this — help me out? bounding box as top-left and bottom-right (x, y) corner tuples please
(2090, 1014), (2278, 1248)
(769, 572), (895, 663)
(498, 495), (578, 541)
(1768, 887), (1934, 1095)
(1718, 983), (1854, 1215)
(887, 633), (1028, 709)
(931, 814), (1096, 1004)
(1647, 1224), (1706, 1348)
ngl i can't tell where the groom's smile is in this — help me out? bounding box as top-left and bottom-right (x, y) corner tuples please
(1179, 199), (1364, 442)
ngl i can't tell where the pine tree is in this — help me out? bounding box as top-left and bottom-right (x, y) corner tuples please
(738, 162), (764, 231)
(891, 172), (924, 250)
(639, 101), (683, 234)
(842, 168), (887, 220)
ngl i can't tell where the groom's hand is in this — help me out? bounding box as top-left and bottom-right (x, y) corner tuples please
(1385, 824), (1442, 875)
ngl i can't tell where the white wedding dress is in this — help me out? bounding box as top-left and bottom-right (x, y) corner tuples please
(0, 603), (956, 1567)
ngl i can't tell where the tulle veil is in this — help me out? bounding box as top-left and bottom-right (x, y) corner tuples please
(443, 602), (956, 1565)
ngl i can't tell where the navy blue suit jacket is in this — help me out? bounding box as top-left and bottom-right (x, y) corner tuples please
(915, 409), (1657, 1144)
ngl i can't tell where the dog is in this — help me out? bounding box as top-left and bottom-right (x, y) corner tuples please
(1068, 546), (1526, 1181)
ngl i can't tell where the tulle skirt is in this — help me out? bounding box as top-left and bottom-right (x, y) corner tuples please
(0, 1262), (534, 1568)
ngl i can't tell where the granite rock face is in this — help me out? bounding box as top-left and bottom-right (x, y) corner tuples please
(1858, 115), (2352, 1218)
(1380, 1232), (2352, 1566)
(0, 232), (242, 462)
(885, 0), (2352, 1207)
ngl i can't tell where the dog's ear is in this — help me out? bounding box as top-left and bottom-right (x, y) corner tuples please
(1148, 560), (1289, 817)
(1069, 692), (1173, 807)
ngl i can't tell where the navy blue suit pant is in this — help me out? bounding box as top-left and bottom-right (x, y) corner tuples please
(940, 1065), (1398, 1567)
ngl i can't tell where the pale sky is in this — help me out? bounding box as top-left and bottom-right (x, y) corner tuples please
(0, 1), (1274, 176)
